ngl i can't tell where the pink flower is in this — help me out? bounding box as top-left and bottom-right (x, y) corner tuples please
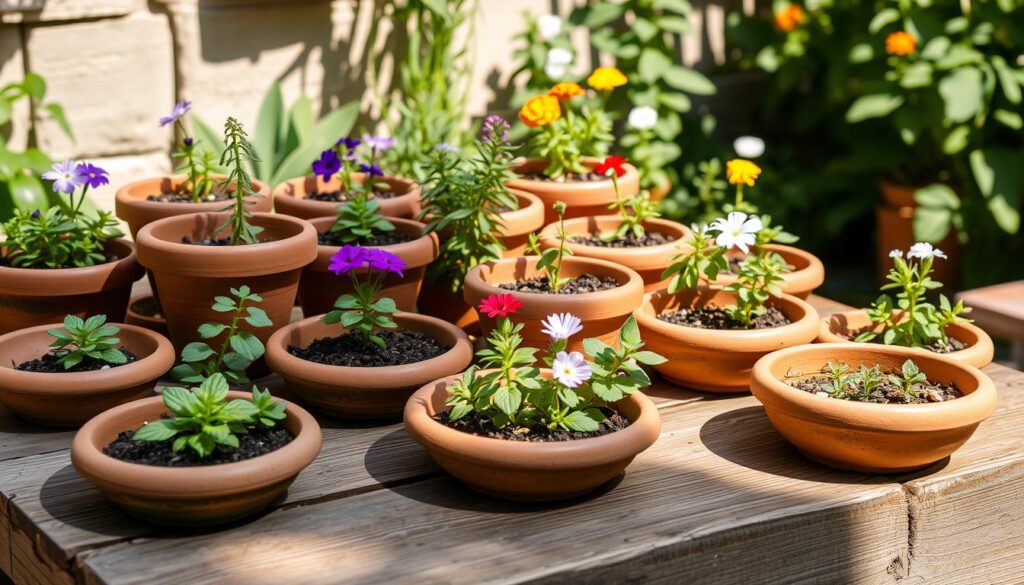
(478, 294), (523, 318)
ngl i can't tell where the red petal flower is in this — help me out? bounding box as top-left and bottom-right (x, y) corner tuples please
(594, 155), (628, 178)
(478, 293), (523, 318)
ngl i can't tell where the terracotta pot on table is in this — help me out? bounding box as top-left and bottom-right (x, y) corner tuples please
(505, 158), (640, 224)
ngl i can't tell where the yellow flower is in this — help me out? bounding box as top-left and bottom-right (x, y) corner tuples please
(548, 82), (585, 101)
(885, 31), (917, 56)
(587, 66), (627, 92)
(774, 4), (804, 32)
(726, 159), (762, 187)
(519, 95), (562, 128)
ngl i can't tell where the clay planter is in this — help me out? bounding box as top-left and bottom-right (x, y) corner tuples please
(496, 189), (546, 255)
(135, 212), (317, 356)
(125, 294), (168, 337)
(750, 343), (997, 473)
(463, 256), (645, 354)
(817, 309), (994, 369)
(266, 312), (473, 419)
(0, 239), (144, 335)
(299, 216), (438, 317)
(273, 174), (421, 220)
(71, 391), (321, 526)
(711, 244), (825, 300)
(115, 175), (273, 239)
(634, 287), (820, 393)
(648, 179), (672, 202)
(404, 372), (660, 501)
(538, 216), (691, 292)
(0, 323), (174, 427)
(506, 158), (640, 223)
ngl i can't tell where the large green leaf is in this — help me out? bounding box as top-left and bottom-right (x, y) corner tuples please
(7, 173), (47, 212)
(969, 148), (1022, 233)
(638, 49), (673, 84)
(43, 103), (73, 141)
(913, 207), (953, 242)
(312, 101), (359, 146)
(252, 81), (285, 182)
(938, 67), (983, 123)
(846, 94), (904, 122)
(288, 95), (316, 146)
(663, 66), (716, 95)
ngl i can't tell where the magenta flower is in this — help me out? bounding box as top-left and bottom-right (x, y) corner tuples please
(328, 245), (368, 275)
(312, 149), (342, 181)
(42, 160), (86, 195)
(76, 163), (109, 188)
(159, 100), (191, 127)
(359, 163), (384, 177)
(366, 248), (406, 277)
(362, 135), (395, 152)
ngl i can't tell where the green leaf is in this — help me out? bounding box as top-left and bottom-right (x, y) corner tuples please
(311, 100), (360, 146)
(582, 2), (624, 27)
(492, 385), (522, 417)
(229, 331), (265, 361)
(632, 350), (667, 365)
(937, 67), (983, 123)
(638, 49), (673, 84)
(180, 342), (215, 363)
(202, 373), (230, 403)
(288, 95), (316, 146)
(848, 43), (874, 64)
(252, 81), (284, 182)
(7, 173), (47, 212)
(657, 16), (692, 34)
(663, 66), (715, 95)
(161, 386), (194, 415)
(868, 8), (900, 33)
(43, 103), (73, 141)
(846, 94), (904, 123)
(21, 73), (45, 100)
(969, 148), (1023, 233)
(244, 306), (273, 328)
(913, 207), (953, 242)
(197, 323), (227, 339)
(562, 409), (602, 432)
(659, 92), (691, 113)
(991, 55), (1022, 104)
(192, 116), (226, 159)
(132, 420), (178, 441)
(620, 316), (641, 346)
(914, 184), (959, 209)
(942, 125), (970, 155)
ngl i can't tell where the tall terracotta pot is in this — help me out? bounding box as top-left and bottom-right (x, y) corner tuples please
(506, 158), (640, 223)
(273, 174), (421, 220)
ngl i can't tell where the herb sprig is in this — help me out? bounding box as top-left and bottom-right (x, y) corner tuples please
(47, 314), (126, 370)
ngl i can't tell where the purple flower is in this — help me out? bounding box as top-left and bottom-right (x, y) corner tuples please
(328, 245), (368, 275)
(482, 114), (510, 143)
(435, 142), (459, 153)
(183, 136), (194, 147)
(336, 137), (362, 150)
(366, 248), (407, 278)
(359, 163), (384, 177)
(76, 163), (109, 188)
(312, 149), (342, 181)
(159, 100), (191, 127)
(362, 135), (396, 152)
(30, 209), (41, 219)
(41, 160), (86, 195)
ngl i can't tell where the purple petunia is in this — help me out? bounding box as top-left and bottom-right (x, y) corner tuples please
(366, 248), (407, 278)
(362, 135), (395, 152)
(76, 163), (109, 189)
(42, 160), (86, 195)
(336, 137), (362, 150)
(359, 163), (383, 177)
(312, 149), (342, 181)
(159, 100), (191, 127)
(328, 245), (368, 275)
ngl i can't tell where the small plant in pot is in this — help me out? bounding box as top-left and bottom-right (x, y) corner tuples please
(634, 215), (819, 393)
(273, 135), (422, 220)
(71, 372), (322, 526)
(818, 242), (993, 368)
(134, 118), (317, 355)
(537, 155), (692, 291)
(0, 160), (144, 334)
(506, 73), (641, 222)
(404, 300), (663, 501)
(750, 343), (997, 473)
(266, 245), (472, 419)
(464, 201), (645, 354)
(0, 314), (174, 426)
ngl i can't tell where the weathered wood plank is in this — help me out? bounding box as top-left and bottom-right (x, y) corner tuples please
(0, 404), (76, 463)
(0, 492), (9, 577)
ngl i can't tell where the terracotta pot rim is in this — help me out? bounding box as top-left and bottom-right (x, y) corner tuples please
(71, 390), (321, 497)
(506, 157), (636, 189)
(127, 294), (165, 324)
(306, 215), (437, 269)
(0, 239), (141, 295)
(465, 255), (644, 304)
(115, 174), (271, 211)
(0, 322), (174, 394)
(751, 343), (997, 431)
(501, 189), (546, 236)
(273, 173), (419, 197)
(540, 216), (690, 257)
(712, 244), (825, 288)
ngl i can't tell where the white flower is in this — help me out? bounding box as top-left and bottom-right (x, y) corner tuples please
(545, 47), (573, 79)
(627, 106), (658, 130)
(907, 242), (947, 260)
(709, 211), (763, 254)
(733, 135), (766, 158)
(551, 351), (592, 388)
(540, 313), (583, 341)
(889, 249), (903, 259)
(537, 14), (562, 41)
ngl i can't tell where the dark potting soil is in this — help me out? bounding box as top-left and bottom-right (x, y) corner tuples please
(306, 189), (399, 202)
(15, 347), (138, 373)
(570, 231), (675, 248)
(519, 172), (607, 183)
(180, 236), (271, 246)
(288, 330), (447, 367)
(0, 255), (116, 269)
(434, 408), (630, 442)
(498, 273), (619, 295)
(317, 230), (415, 247)
(658, 306), (792, 330)
(793, 374), (963, 404)
(103, 423), (294, 467)
(146, 191), (232, 203)
(847, 328), (968, 354)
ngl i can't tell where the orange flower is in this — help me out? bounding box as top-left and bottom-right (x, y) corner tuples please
(586, 66), (627, 92)
(519, 95), (562, 128)
(773, 4), (804, 32)
(548, 82), (584, 101)
(885, 31), (917, 56)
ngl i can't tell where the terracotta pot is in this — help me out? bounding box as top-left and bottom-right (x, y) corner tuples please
(817, 309), (994, 369)
(711, 244), (826, 300)
(417, 280), (480, 333)
(404, 372), (661, 501)
(115, 175), (273, 239)
(750, 343), (997, 473)
(538, 216), (691, 292)
(496, 190), (546, 255)
(0, 323), (174, 427)
(266, 312), (473, 419)
(299, 216), (437, 317)
(273, 174), (421, 220)
(125, 294), (168, 337)
(134, 212), (317, 358)
(71, 390), (321, 526)
(505, 158), (640, 223)
(0, 239), (144, 335)
(876, 202), (961, 288)
(463, 256), (645, 354)
(648, 179), (672, 202)
(634, 287), (820, 393)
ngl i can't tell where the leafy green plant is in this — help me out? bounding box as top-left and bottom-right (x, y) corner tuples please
(851, 364), (885, 400)
(721, 251), (789, 326)
(821, 361), (852, 399)
(888, 358), (928, 400)
(172, 286), (272, 385)
(662, 224), (728, 293)
(596, 155), (661, 241)
(323, 246), (405, 349)
(314, 138), (396, 244)
(218, 118), (263, 245)
(46, 314), (126, 370)
(132, 373), (286, 458)
(526, 202), (571, 291)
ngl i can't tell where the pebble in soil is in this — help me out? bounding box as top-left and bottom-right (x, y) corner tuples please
(288, 330), (447, 367)
(317, 230), (415, 247)
(518, 172), (608, 183)
(306, 189), (399, 202)
(435, 409), (630, 442)
(570, 231), (675, 248)
(146, 191), (233, 203)
(658, 306), (792, 330)
(793, 375), (963, 404)
(498, 273), (619, 295)
(15, 348), (138, 373)
(103, 424), (293, 467)
(847, 328), (967, 354)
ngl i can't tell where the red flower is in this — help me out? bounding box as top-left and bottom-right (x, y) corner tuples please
(594, 155), (628, 178)
(478, 294), (523, 318)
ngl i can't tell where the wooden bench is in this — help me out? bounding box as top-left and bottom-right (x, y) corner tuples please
(957, 280), (1024, 368)
(1, 295), (1023, 584)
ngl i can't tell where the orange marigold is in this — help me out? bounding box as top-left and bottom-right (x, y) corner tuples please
(519, 95), (562, 128)
(774, 4), (804, 32)
(587, 66), (627, 92)
(548, 82), (585, 100)
(885, 31), (917, 56)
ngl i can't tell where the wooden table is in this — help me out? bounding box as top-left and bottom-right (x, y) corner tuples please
(957, 281), (1024, 368)
(2, 296), (1024, 584)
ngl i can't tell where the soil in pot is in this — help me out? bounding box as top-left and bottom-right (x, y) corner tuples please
(498, 274), (619, 295)
(569, 232), (675, 248)
(288, 330), (448, 367)
(435, 408), (630, 442)
(147, 191), (234, 204)
(16, 348), (138, 373)
(104, 423), (293, 467)
(306, 188), (400, 202)
(658, 306), (792, 330)
(517, 171), (607, 183)
(843, 328), (967, 354)
(793, 374), (962, 404)
(316, 231), (415, 247)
